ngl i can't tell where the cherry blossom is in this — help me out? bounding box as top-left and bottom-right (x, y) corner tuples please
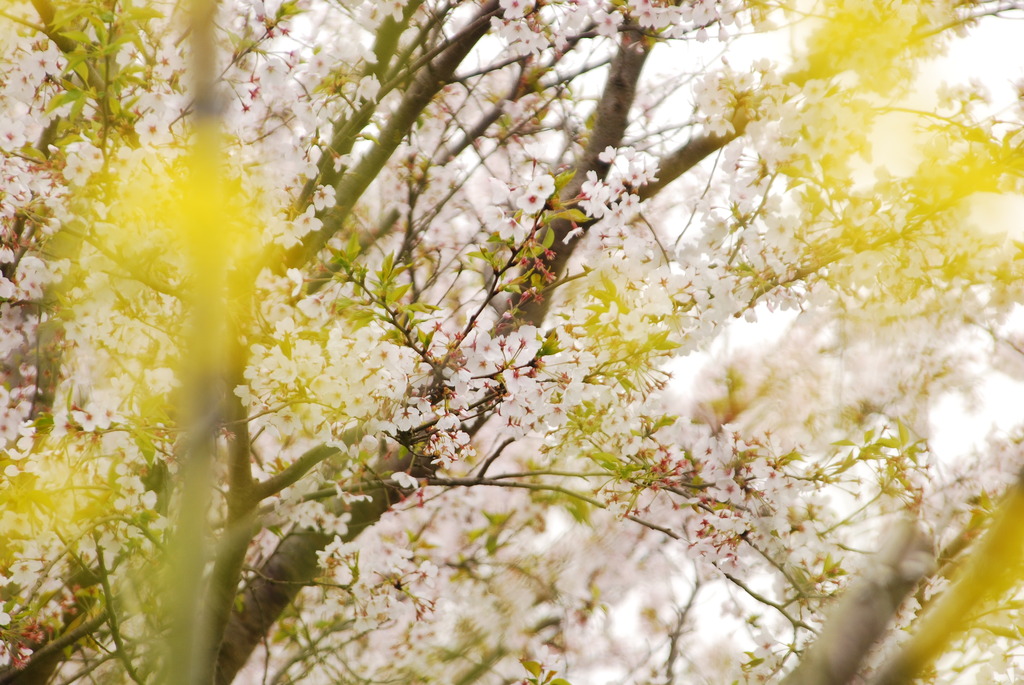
(1, 1), (1023, 684)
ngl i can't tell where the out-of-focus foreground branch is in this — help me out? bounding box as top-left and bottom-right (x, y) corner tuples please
(784, 470), (1024, 685)
(780, 520), (933, 685)
(871, 472), (1024, 685)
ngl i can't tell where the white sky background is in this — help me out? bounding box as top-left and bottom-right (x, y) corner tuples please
(502, 7), (1024, 681)
(602, 9), (1024, 682)
(660, 8), (1024, 464)
(914, 18), (1024, 460)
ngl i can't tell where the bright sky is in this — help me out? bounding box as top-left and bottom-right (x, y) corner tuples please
(876, 17), (1024, 461)
(661, 8), (1024, 464)
(588, 6), (1024, 683)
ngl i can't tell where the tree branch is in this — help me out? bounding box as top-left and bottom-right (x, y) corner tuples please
(250, 444), (343, 502)
(0, 612), (108, 685)
(214, 479), (402, 684)
(639, 117), (746, 202)
(291, 0), (501, 269)
(514, 30), (651, 328)
(780, 519), (933, 685)
(870, 474), (1024, 685)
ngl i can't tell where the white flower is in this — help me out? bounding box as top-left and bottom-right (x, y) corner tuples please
(63, 143), (104, 186)
(355, 75), (381, 102)
(393, 471), (418, 489)
(488, 177), (512, 203)
(311, 184), (336, 210)
(143, 367), (177, 395)
(9, 559), (42, 587)
(579, 170), (610, 218)
(499, 0), (532, 19)
(503, 325), (541, 361)
(594, 10), (623, 38)
(485, 206), (527, 243)
(563, 225), (584, 243)
(515, 174), (555, 214)
(393, 404), (423, 431)
(286, 268), (304, 296)
(495, 18), (546, 55)
(436, 413), (460, 431)
(135, 113), (171, 147)
(292, 206), (322, 238)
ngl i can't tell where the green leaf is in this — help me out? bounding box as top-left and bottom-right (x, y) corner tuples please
(483, 511), (511, 526)
(378, 252), (395, 281)
(86, 16), (109, 44)
(124, 5), (165, 20)
(897, 419), (909, 446)
(70, 95), (87, 120)
(590, 452), (619, 469)
(522, 660), (542, 677)
(553, 168), (576, 194)
(344, 231), (362, 260)
(32, 412), (54, 430)
(277, 0), (303, 17)
(538, 330), (561, 357)
(349, 309), (375, 329)
(385, 282), (410, 304)
(71, 59), (91, 83)
(45, 89), (84, 114)
(541, 227), (555, 249)
(548, 208), (589, 224)
(650, 331), (679, 351)
(562, 497), (591, 524)
(59, 30), (93, 43)
(18, 145), (47, 163)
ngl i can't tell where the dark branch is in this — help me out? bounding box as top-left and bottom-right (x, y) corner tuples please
(871, 474), (1024, 685)
(214, 480), (402, 684)
(290, 0), (501, 269)
(0, 612), (108, 685)
(514, 30), (652, 329)
(639, 116), (746, 202)
(781, 520), (932, 685)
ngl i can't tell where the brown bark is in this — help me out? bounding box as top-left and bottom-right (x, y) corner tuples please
(215, 485), (398, 684)
(514, 30), (651, 329)
(871, 473), (1024, 685)
(780, 520), (933, 685)
(215, 25), (752, 684)
(290, 0), (502, 269)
